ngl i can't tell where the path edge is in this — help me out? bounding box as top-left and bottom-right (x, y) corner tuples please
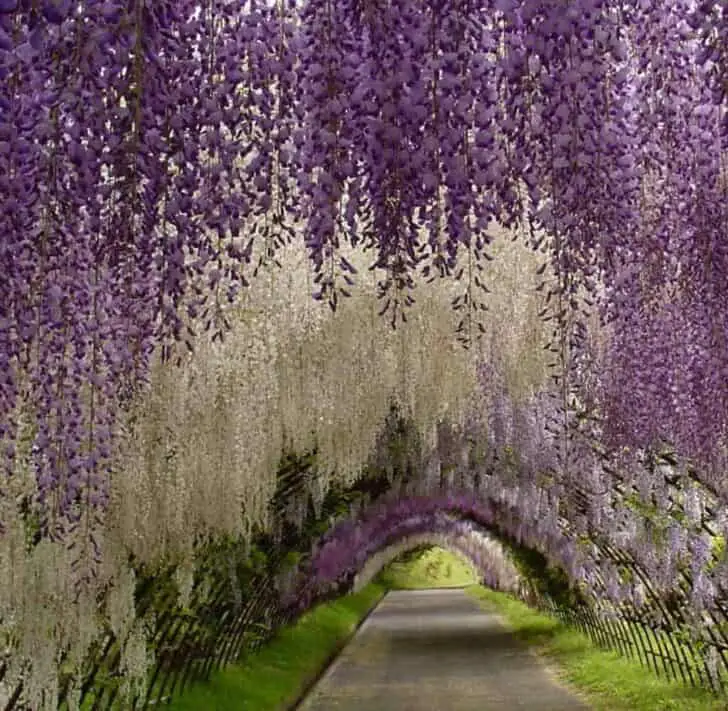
(466, 587), (594, 708)
(285, 589), (389, 710)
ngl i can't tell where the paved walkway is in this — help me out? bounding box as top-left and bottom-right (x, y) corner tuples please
(297, 589), (591, 711)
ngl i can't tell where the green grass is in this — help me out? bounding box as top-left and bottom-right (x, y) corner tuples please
(377, 546), (478, 589)
(468, 586), (726, 711)
(164, 582), (386, 711)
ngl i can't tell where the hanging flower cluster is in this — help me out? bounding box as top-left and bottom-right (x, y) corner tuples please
(108, 240), (479, 565)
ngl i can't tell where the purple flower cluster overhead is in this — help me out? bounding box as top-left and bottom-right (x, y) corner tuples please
(1, 0), (728, 548)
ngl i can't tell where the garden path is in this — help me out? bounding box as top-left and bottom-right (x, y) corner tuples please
(297, 588), (591, 711)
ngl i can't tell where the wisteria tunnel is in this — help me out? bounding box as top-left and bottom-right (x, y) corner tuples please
(2, 0), (728, 708)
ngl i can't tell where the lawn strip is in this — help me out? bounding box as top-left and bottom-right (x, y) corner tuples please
(165, 582), (386, 711)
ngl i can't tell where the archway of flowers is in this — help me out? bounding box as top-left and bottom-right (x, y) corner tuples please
(293, 490), (618, 610)
(293, 505), (523, 604)
(349, 527), (519, 594)
(2, 0), (728, 708)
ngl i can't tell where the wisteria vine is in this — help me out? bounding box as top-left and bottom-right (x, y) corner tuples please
(2, 0), (728, 706)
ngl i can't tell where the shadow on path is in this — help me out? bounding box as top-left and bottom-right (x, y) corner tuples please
(297, 589), (591, 711)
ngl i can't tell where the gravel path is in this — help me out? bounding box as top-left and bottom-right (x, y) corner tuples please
(297, 588), (592, 711)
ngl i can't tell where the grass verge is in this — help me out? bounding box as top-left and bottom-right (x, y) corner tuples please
(165, 582), (386, 711)
(468, 586), (725, 711)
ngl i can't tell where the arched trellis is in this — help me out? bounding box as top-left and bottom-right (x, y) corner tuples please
(349, 524), (521, 594)
(296, 490), (579, 598)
